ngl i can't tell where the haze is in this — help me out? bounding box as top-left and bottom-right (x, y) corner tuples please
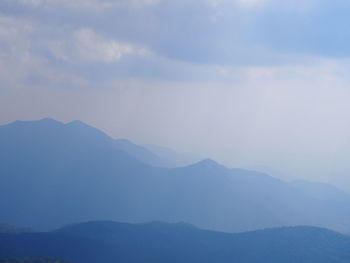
(1, 0), (350, 189)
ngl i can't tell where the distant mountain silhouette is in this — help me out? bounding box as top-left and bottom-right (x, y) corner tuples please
(113, 139), (174, 167)
(1, 221), (350, 263)
(143, 143), (200, 167)
(0, 224), (33, 234)
(290, 180), (350, 202)
(0, 259), (73, 263)
(1, 119), (350, 233)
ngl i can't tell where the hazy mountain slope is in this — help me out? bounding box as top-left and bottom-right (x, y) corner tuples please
(1, 119), (350, 233)
(159, 163), (350, 232)
(143, 143), (200, 167)
(290, 180), (350, 202)
(0, 118), (151, 229)
(0, 224), (33, 234)
(1, 221), (350, 263)
(113, 139), (172, 167)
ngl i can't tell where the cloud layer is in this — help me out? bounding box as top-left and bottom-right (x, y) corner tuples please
(1, 0), (350, 188)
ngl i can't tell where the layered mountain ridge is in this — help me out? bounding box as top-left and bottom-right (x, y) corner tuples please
(1, 118), (350, 233)
(1, 221), (350, 263)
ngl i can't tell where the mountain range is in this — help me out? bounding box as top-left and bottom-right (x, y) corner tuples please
(114, 139), (199, 168)
(1, 118), (350, 233)
(1, 221), (350, 263)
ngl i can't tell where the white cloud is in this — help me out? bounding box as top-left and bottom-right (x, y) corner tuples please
(16, 0), (160, 11)
(0, 16), (33, 44)
(239, 0), (262, 6)
(0, 15), (89, 93)
(208, 0), (316, 12)
(0, 16), (35, 85)
(208, 0), (264, 8)
(48, 28), (151, 63)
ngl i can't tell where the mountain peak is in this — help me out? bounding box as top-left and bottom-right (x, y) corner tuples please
(197, 158), (222, 166)
(65, 120), (107, 134)
(64, 119), (111, 137)
(38, 117), (61, 123)
(143, 220), (197, 229)
(191, 158), (226, 170)
(5, 118), (63, 128)
(66, 120), (89, 127)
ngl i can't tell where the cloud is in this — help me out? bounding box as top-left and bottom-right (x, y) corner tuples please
(0, 13), (232, 88)
(239, 0), (262, 6)
(0, 15), (33, 46)
(13, 0), (160, 11)
(0, 15), (36, 85)
(2, 0), (348, 66)
(0, 15), (90, 91)
(209, 0), (264, 8)
(47, 28), (150, 64)
(3, 1), (350, 188)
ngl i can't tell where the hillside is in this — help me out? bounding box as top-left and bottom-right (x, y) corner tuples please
(1, 221), (350, 263)
(0, 119), (350, 233)
(0, 259), (73, 263)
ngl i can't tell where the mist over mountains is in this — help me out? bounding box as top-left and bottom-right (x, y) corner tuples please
(2, 0), (350, 261)
(1, 118), (350, 234)
(113, 138), (199, 168)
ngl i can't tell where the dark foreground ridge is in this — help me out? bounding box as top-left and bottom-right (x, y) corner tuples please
(1, 221), (350, 263)
(0, 258), (72, 263)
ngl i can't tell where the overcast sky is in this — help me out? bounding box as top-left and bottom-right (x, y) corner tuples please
(1, 0), (350, 188)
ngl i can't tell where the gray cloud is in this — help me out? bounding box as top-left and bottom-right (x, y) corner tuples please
(2, 0), (350, 189)
(46, 28), (151, 63)
(3, 0), (350, 66)
(0, 0), (309, 66)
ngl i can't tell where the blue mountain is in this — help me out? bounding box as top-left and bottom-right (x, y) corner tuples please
(142, 143), (200, 167)
(1, 119), (350, 233)
(290, 179), (350, 202)
(113, 138), (174, 167)
(1, 221), (350, 263)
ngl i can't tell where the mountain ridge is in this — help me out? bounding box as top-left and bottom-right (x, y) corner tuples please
(1, 118), (350, 233)
(1, 221), (350, 263)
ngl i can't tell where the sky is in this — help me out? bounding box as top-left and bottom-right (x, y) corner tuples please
(1, 0), (350, 188)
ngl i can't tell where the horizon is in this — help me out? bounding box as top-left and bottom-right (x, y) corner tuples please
(2, 116), (349, 193)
